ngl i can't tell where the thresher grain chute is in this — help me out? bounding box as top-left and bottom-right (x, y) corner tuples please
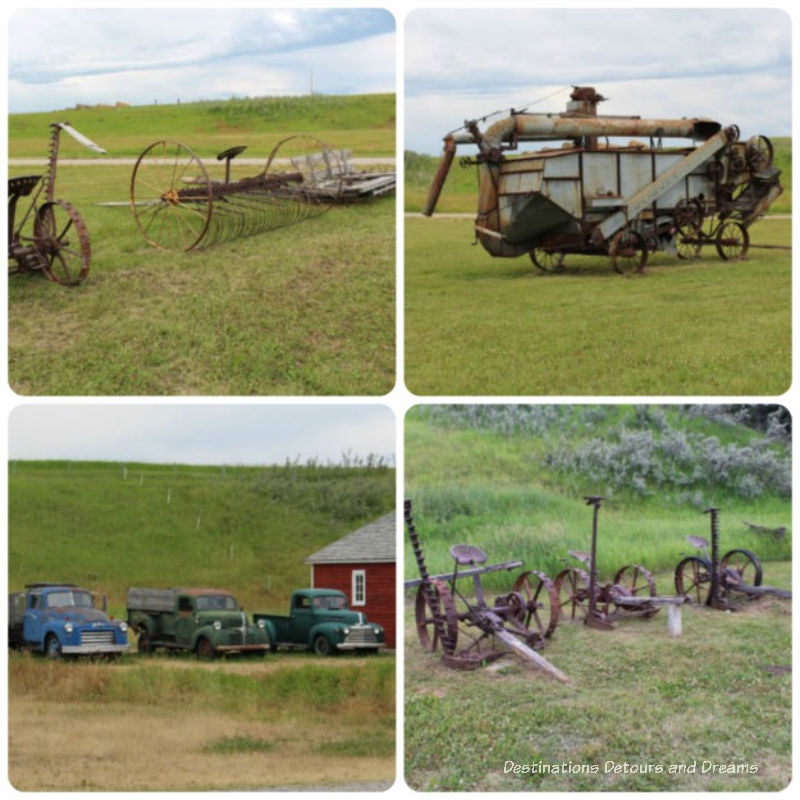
(424, 87), (782, 274)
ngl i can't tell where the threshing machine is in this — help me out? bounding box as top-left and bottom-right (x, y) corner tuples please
(423, 87), (782, 273)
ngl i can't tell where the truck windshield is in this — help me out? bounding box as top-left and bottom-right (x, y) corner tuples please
(196, 595), (238, 611)
(313, 596), (347, 610)
(46, 590), (94, 608)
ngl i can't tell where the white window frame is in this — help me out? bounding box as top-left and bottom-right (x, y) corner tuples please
(352, 569), (366, 606)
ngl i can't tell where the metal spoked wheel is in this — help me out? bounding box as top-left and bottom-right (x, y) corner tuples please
(720, 548), (763, 594)
(674, 556), (712, 605)
(415, 580), (459, 654)
(746, 135), (773, 173)
(715, 221), (750, 261)
(511, 570), (560, 638)
(609, 228), (647, 274)
(613, 564), (659, 617)
(529, 248), (566, 273)
(264, 134), (342, 216)
(674, 198), (703, 260)
(131, 140), (213, 251)
(33, 200), (90, 285)
(554, 568), (590, 622)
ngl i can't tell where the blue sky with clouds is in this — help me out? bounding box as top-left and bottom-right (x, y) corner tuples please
(9, 405), (395, 466)
(8, 8), (395, 112)
(406, 8), (791, 154)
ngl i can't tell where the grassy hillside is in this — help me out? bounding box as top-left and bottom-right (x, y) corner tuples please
(405, 137), (792, 213)
(9, 93), (396, 158)
(404, 405), (791, 587)
(8, 460), (395, 613)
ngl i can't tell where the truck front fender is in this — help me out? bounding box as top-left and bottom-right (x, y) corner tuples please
(128, 612), (156, 638)
(307, 623), (343, 652)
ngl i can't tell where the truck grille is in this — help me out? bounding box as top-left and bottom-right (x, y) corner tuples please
(80, 630), (115, 646)
(344, 626), (377, 645)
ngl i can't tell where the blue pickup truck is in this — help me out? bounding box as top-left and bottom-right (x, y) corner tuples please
(8, 583), (129, 658)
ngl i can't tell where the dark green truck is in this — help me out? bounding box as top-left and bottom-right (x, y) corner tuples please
(254, 588), (385, 655)
(126, 587), (270, 659)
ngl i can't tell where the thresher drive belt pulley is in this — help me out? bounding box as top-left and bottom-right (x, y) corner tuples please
(423, 86), (782, 274)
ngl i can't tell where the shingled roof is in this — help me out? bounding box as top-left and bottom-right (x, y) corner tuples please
(305, 511), (395, 564)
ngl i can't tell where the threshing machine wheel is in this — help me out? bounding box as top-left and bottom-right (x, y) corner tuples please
(32, 200), (90, 285)
(745, 135), (773, 173)
(414, 579), (459, 655)
(511, 570), (560, 638)
(131, 140), (213, 251)
(715, 221), (749, 261)
(609, 228), (647, 275)
(720, 548), (763, 594)
(674, 555), (712, 605)
(612, 564), (659, 617)
(554, 567), (590, 622)
(674, 198), (704, 259)
(529, 248), (565, 273)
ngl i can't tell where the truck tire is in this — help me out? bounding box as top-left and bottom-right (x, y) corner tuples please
(137, 627), (153, 655)
(45, 634), (63, 659)
(196, 638), (216, 661)
(313, 635), (332, 656)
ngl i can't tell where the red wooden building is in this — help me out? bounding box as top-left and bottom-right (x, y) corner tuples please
(305, 512), (396, 649)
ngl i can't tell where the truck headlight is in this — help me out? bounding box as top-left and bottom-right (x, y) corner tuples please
(64, 622), (74, 634)
(119, 622), (128, 633)
(256, 619), (266, 629)
(343, 626), (351, 635)
(373, 626), (381, 635)
(213, 621), (222, 631)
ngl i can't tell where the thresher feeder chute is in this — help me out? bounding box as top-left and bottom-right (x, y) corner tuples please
(424, 87), (783, 274)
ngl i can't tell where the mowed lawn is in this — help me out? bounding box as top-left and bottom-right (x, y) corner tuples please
(404, 216), (790, 396)
(8, 163), (395, 395)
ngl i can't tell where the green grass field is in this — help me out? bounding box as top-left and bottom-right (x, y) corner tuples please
(8, 95), (395, 395)
(404, 406), (791, 791)
(8, 459), (395, 611)
(404, 216), (790, 396)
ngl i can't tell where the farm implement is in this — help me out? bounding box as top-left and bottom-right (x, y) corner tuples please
(555, 496), (687, 631)
(130, 135), (395, 250)
(423, 86), (783, 274)
(8, 122), (105, 286)
(674, 507), (791, 608)
(404, 500), (569, 681)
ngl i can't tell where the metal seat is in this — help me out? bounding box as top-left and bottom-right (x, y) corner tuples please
(8, 175), (42, 199)
(568, 550), (591, 565)
(688, 535), (709, 550)
(450, 544), (487, 566)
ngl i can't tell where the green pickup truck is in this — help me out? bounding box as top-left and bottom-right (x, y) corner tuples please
(254, 588), (385, 655)
(126, 587), (270, 659)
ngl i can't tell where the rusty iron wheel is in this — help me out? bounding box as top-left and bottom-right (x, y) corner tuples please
(746, 135), (773, 173)
(33, 200), (90, 285)
(511, 570), (560, 638)
(414, 579), (458, 655)
(131, 140), (212, 251)
(715, 221), (749, 261)
(720, 548), (763, 594)
(529, 248), (565, 273)
(264, 134), (341, 215)
(609, 228), (647, 274)
(554, 568), (590, 622)
(674, 198), (703, 259)
(674, 555), (712, 604)
(613, 564), (659, 617)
